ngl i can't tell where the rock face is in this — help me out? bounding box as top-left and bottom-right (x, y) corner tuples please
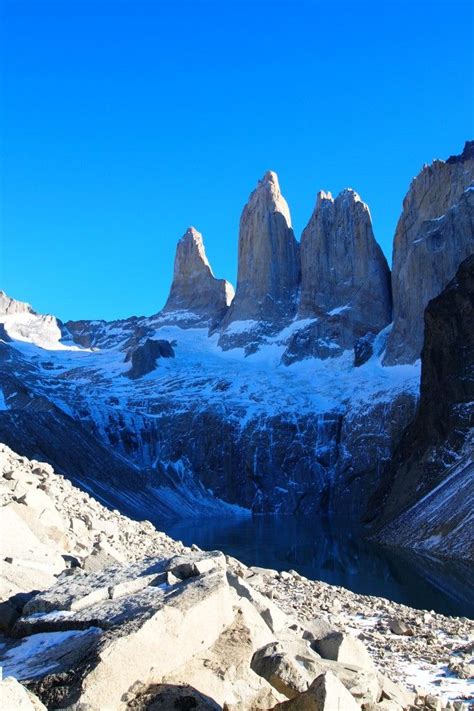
(0, 291), (35, 316)
(371, 255), (474, 558)
(125, 338), (175, 379)
(299, 189), (392, 334)
(384, 141), (474, 364)
(220, 171), (300, 330)
(161, 227), (234, 324)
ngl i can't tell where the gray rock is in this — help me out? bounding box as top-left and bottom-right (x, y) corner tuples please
(384, 140), (474, 365)
(273, 670), (360, 710)
(313, 631), (375, 671)
(125, 682), (220, 710)
(299, 189), (391, 341)
(220, 171), (300, 334)
(227, 571), (295, 634)
(161, 226), (234, 325)
(372, 256), (474, 559)
(377, 673), (416, 709)
(7, 551), (233, 710)
(124, 338), (175, 379)
(0, 676), (47, 710)
(388, 618), (414, 636)
(251, 641), (312, 698)
(354, 332), (376, 367)
(0, 291), (35, 316)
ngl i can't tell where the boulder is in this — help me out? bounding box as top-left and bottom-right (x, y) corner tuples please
(377, 674), (415, 709)
(161, 226), (234, 325)
(227, 571), (295, 634)
(157, 607), (283, 710)
(5, 551), (234, 710)
(0, 505), (65, 578)
(388, 618), (414, 636)
(272, 670), (360, 710)
(0, 676), (46, 711)
(125, 683), (220, 710)
(313, 631), (375, 671)
(384, 140), (474, 365)
(251, 641), (314, 698)
(252, 640), (381, 707)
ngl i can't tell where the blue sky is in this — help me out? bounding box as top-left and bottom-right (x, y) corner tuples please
(1, 0), (472, 321)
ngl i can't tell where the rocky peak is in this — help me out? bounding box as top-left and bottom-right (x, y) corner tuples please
(0, 291), (35, 316)
(161, 226), (234, 325)
(298, 187), (391, 335)
(220, 170), (300, 329)
(384, 141), (474, 364)
(446, 139), (474, 164)
(371, 256), (474, 558)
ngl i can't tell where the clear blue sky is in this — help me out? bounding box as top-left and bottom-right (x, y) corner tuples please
(1, 0), (472, 321)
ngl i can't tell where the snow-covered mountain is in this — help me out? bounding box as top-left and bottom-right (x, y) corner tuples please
(0, 142), (472, 559)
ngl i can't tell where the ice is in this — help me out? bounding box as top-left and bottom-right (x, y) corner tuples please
(0, 627), (102, 680)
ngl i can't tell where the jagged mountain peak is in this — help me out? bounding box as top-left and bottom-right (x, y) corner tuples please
(219, 170), (299, 332)
(161, 227), (234, 324)
(173, 226), (213, 277)
(249, 170), (292, 228)
(384, 140), (474, 365)
(0, 290), (36, 316)
(298, 183), (391, 340)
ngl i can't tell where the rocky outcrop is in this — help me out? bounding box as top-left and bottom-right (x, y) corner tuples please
(384, 140), (474, 364)
(0, 445), (470, 710)
(370, 255), (474, 557)
(0, 677), (46, 710)
(124, 338), (174, 379)
(299, 189), (391, 334)
(0, 291), (35, 316)
(220, 172), (300, 335)
(161, 227), (234, 325)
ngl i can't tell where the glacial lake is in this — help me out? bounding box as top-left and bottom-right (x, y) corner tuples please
(165, 514), (474, 619)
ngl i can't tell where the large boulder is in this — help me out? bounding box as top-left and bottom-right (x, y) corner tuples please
(220, 171), (300, 336)
(299, 189), (391, 341)
(384, 140), (474, 365)
(2, 551), (233, 710)
(161, 226), (234, 325)
(272, 670), (360, 710)
(313, 631), (375, 671)
(250, 641), (316, 698)
(0, 676), (46, 711)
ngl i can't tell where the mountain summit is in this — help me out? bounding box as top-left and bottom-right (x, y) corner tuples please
(162, 226), (234, 325)
(221, 171), (300, 327)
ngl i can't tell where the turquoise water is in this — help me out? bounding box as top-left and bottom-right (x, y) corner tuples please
(165, 514), (473, 619)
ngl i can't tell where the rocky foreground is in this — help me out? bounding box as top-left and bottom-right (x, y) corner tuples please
(0, 444), (472, 710)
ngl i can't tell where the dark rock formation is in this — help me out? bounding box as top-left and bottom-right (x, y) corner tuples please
(161, 227), (234, 325)
(299, 189), (391, 332)
(370, 255), (474, 557)
(384, 141), (474, 365)
(353, 333), (376, 367)
(220, 172), (300, 331)
(125, 338), (175, 379)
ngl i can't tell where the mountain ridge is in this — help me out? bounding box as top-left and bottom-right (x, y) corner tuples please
(0, 141), (472, 562)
